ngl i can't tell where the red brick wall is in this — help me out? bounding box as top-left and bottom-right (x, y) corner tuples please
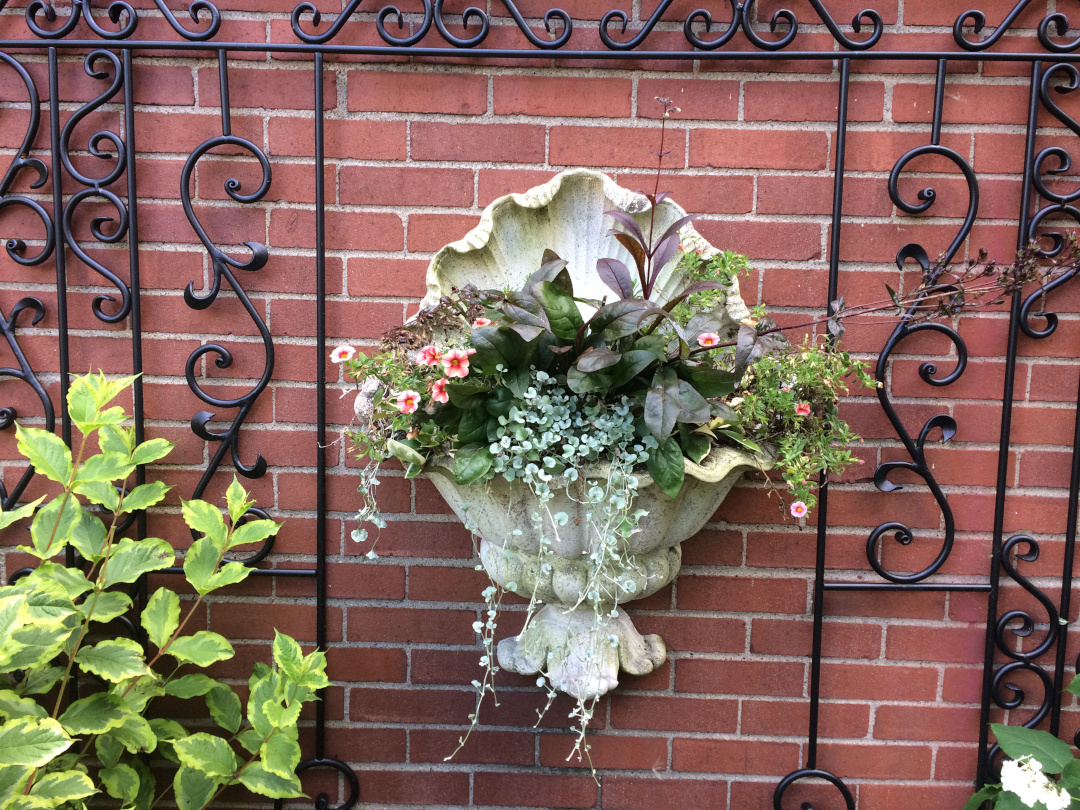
(1, 3), (1078, 807)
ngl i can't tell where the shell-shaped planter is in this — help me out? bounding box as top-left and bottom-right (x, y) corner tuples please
(421, 169), (769, 701)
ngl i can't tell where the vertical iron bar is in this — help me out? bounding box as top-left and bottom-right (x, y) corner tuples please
(313, 50), (327, 763)
(931, 59), (946, 146)
(976, 60), (1040, 787)
(218, 50), (231, 137)
(804, 57), (850, 771)
(123, 49), (149, 645)
(47, 48), (71, 447)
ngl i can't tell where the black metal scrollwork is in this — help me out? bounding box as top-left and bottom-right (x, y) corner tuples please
(57, 50), (132, 324)
(180, 134), (274, 499)
(954, 0), (1080, 52)
(0, 298), (55, 510)
(0, 54), (55, 268)
(272, 759), (360, 810)
(20, 0), (220, 40)
(773, 768), (855, 810)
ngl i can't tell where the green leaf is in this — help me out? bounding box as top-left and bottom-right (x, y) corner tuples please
(0, 690), (46, 720)
(18, 667), (64, 697)
(575, 347), (621, 373)
(607, 349), (657, 389)
(503, 366), (530, 398)
(85, 591), (133, 624)
(142, 587), (180, 649)
(0, 718), (72, 766)
(27, 495), (82, 559)
(59, 692), (128, 735)
(994, 791), (1027, 810)
(1, 794), (53, 810)
(644, 367), (680, 441)
(445, 382), (487, 409)
(149, 718), (188, 743)
(386, 439), (426, 467)
(130, 757), (155, 810)
(228, 518), (279, 550)
(646, 436), (685, 499)
(0, 497), (44, 532)
(103, 538), (174, 587)
(131, 438), (174, 467)
(273, 632), (304, 682)
(172, 733), (239, 779)
(690, 367), (738, 398)
(183, 537), (220, 596)
(247, 672), (277, 738)
(224, 477), (253, 525)
(181, 499), (227, 547)
(100, 763), (139, 804)
(592, 299), (652, 340)
(108, 713), (156, 754)
(1062, 759), (1080, 790)
(29, 770), (97, 803)
(95, 733), (124, 769)
(114, 677), (164, 714)
(453, 445), (494, 486)
(680, 426), (712, 465)
(99, 424), (133, 457)
(72, 480), (119, 512)
(263, 698), (301, 731)
(74, 639), (151, 682)
(173, 766), (217, 810)
(565, 365), (612, 394)
(237, 762), (304, 800)
(991, 723), (1075, 773)
(118, 481), (171, 514)
(30, 563), (92, 601)
(68, 511), (108, 562)
(535, 280), (584, 341)
(456, 409), (488, 445)
(205, 686), (241, 734)
(167, 632), (234, 667)
(75, 452), (135, 485)
(236, 729), (263, 755)
(717, 428), (762, 453)
(164, 674), (220, 699)
(261, 734), (302, 780)
(15, 426), (72, 486)
(0, 765), (32, 804)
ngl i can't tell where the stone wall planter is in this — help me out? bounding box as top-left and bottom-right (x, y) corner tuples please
(419, 169), (770, 701)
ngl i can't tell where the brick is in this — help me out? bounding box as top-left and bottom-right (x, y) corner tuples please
(690, 128), (829, 170)
(473, 772), (598, 807)
(820, 662), (938, 700)
(411, 729), (535, 765)
(638, 78), (739, 120)
(886, 625), (986, 664)
(892, 82), (1031, 127)
(408, 213), (481, 252)
(268, 117), (407, 160)
(269, 209), (403, 251)
(412, 121), (546, 163)
(551, 125), (685, 169)
(325, 646), (406, 682)
(601, 776), (726, 810)
(348, 71), (487, 114)
(494, 76), (631, 118)
(346, 606), (475, 643)
(539, 734), (667, 770)
(858, 783), (979, 810)
(751, 618), (881, 659)
(357, 771), (469, 805)
(616, 172), (753, 214)
(199, 66), (335, 111)
(741, 698), (870, 738)
(676, 659), (806, 696)
(610, 694), (738, 732)
(673, 738), (800, 774)
(744, 80), (884, 122)
(819, 742), (933, 779)
(339, 165), (474, 207)
(874, 704), (983, 742)
(678, 575), (807, 613)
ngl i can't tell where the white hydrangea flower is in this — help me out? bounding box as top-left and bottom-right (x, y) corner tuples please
(1000, 756), (1071, 810)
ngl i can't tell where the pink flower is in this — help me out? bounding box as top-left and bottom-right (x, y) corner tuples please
(790, 501), (808, 519)
(697, 332), (721, 348)
(466, 348), (477, 356)
(472, 317), (493, 328)
(417, 345), (442, 366)
(795, 402), (811, 417)
(441, 348), (471, 378)
(330, 345), (356, 364)
(431, 377), (449, 404)
(395, 390), (421, 414)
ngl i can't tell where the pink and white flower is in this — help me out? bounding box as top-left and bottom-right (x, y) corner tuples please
(472, 317), (494, 328)
(395, 390), (421, 414)
(417, 345), (442, 366)
(431, 377), (449, 404)
(790, 501), (808, 519)
(330, 345), (356, 363)
(697, 332), (721, 348)
(442, 349), (471, 378)
(795, 402), (811, 417)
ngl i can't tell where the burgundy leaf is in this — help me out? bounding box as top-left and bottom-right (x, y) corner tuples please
(596, 258), (635, 299)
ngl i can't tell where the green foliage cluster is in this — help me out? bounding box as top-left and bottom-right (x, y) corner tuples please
(967, 680), (1080, 809)
(0, 373), (327, 810)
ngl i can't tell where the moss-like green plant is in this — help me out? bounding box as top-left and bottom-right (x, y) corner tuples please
(0, 372), (327, 810)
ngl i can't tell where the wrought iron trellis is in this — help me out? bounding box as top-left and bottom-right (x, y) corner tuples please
(2, 1), (1080, 807)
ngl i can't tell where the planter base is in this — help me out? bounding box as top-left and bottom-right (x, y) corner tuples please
(498, 605), (666, 701)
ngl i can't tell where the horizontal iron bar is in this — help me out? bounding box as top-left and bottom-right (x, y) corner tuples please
(824, 581), (993, 592)
(159, 566), (316, 577)
(0, 41), (1077, 61)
